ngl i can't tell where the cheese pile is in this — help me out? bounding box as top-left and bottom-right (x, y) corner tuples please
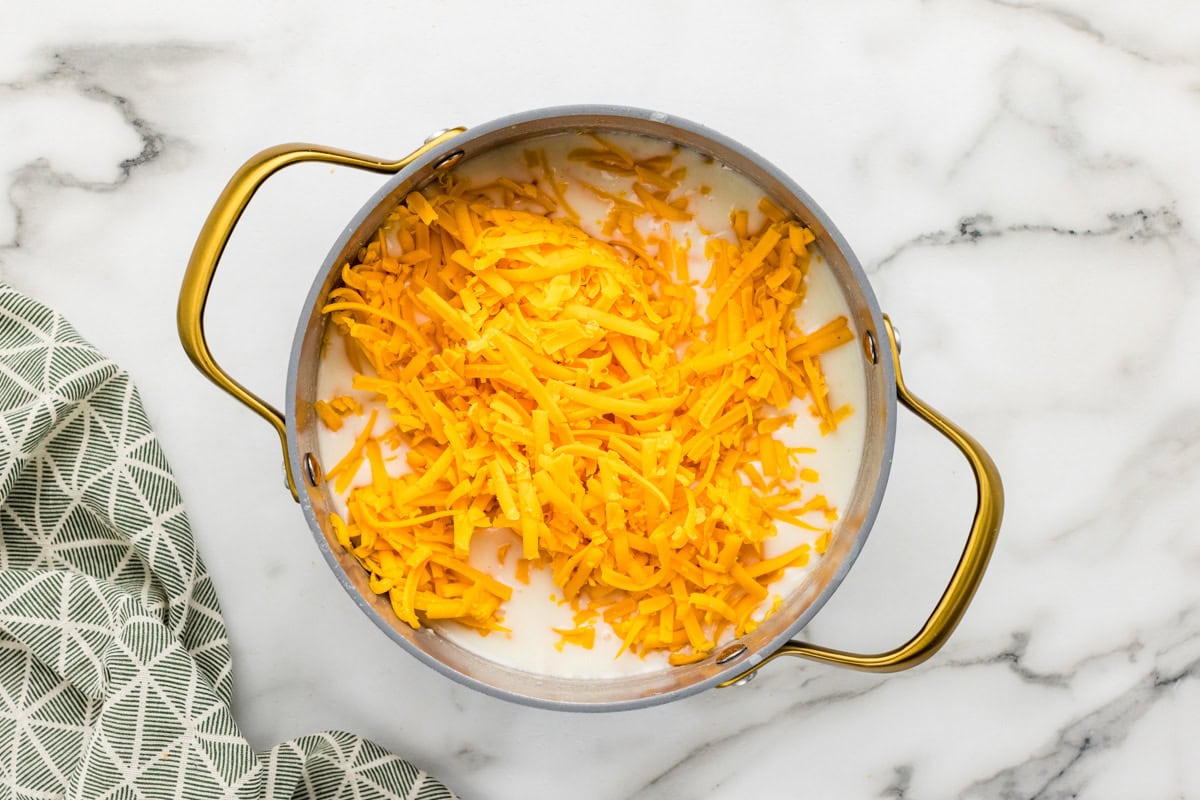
(318, 137), (853, 664)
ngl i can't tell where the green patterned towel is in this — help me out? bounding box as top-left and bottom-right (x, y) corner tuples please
(0, 284), (456, 799)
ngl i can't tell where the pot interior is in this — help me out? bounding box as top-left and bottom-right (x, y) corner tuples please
(286, 107), (896, 710)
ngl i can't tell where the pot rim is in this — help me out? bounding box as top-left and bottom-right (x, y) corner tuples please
(285, 105), (897, 711)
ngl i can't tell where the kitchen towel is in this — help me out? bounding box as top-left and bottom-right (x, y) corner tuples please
(0, 284), (456, 799)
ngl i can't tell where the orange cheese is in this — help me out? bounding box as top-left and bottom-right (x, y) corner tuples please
(319, 139), (852, 661)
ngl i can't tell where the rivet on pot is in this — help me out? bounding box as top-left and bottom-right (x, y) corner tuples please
(715, 643), (748, 665)
(302, 452), (322, 487)
(863, 329), (879, 365)
(433, 150), (465, 171)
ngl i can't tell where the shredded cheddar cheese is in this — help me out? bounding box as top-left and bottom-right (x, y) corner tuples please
(320, 137), (854, 663)
(313, 395), (362, 432)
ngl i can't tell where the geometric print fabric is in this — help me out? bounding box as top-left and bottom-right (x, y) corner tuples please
(0, 284), (455, 799)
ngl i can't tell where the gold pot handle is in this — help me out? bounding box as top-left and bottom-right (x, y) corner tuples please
(177, 130), (466, 499)
(719, 317), (1003, 685)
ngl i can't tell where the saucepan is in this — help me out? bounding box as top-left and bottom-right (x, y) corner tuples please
(178, 106), (1002, 711)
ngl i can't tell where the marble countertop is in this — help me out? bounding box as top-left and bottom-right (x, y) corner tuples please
(4, 1), (1198, 797)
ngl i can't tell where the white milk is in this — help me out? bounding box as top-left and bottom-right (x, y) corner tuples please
(314, 132), (867, 678)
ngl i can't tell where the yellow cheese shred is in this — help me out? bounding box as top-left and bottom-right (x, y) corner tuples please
(319, 140), (853, 661)
(313, 395), (362, 431)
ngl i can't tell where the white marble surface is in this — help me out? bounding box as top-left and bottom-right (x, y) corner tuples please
(3, 1), (1199, 796)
